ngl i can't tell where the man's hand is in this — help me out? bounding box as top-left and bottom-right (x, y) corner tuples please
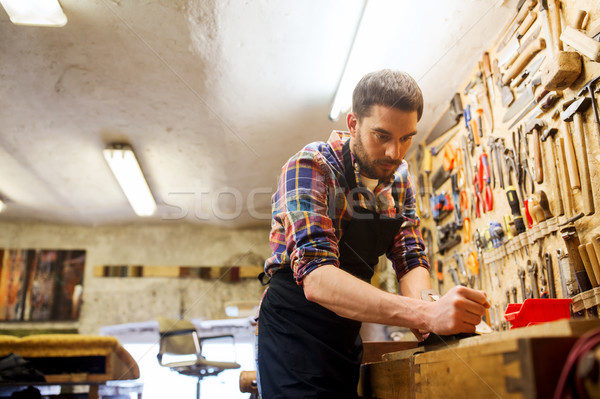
(424, 286), (490, 335)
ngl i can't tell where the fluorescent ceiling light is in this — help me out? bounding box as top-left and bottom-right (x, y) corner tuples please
(103, 144), (157, 217)
(0, 0), (67, 27)
(329, 0), (407, 121)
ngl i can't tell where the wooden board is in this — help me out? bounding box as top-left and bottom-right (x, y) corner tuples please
(360, 319), (600, 398)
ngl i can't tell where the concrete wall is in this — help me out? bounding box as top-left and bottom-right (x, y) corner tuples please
(0, 221), (271, 334)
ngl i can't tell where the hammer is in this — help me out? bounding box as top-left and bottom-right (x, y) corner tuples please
(577, 75), (600, 139)
(524, 119), (545, 184)
(540, 0), (582, 91)
(561, 97), (594, 215)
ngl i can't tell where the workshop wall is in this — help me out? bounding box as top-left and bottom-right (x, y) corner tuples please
(0, 221), (270, 334)
(411, 0), (600, 330)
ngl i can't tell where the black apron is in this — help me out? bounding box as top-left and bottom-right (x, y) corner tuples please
(257, 140), (405, 399)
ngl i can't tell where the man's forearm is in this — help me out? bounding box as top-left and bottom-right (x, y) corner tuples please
(303, 264), (430, 330)
(303, 264), (490, 335)
(399, 266), (432, 300)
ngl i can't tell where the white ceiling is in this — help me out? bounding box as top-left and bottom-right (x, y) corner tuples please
(0, 0), (516, 228)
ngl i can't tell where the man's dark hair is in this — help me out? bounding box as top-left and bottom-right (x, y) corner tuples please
(352, 69), (423, 121)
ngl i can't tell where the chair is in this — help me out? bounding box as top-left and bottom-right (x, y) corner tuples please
(156, 316), (241, 399)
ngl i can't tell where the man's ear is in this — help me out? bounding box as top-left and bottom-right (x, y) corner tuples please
(347, 112), (358, 137)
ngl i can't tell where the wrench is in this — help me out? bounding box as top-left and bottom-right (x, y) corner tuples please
(527, 261), (540, 298)
(518, 266), (527, 302)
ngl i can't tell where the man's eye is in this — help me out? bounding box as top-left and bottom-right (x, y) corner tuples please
(376, 133), (389, 141)
(401, 135), (413, 143)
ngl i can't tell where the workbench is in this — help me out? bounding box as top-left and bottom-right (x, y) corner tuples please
(359, 319), (600, 399)
(0, 334), (140, 399)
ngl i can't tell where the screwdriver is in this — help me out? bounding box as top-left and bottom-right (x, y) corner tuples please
(506, 185), (526, 234)
(435, 260), (443, 293)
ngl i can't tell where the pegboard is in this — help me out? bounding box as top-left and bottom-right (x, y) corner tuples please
(409, 0), (600, 330)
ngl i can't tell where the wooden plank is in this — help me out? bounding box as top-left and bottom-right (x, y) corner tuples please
(359, 358), (412, 399)
(362, 341), (419, 364)
(413, 349), (523, 399)
(361, 320), (600, 398)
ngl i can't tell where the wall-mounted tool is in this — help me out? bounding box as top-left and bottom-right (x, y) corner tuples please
(504, 153), (526, 234)
(561, 96), (594, 215)
(510, 89), (560, 130)
(493, 58), (515, 107)
(527, 260), (540, 298)
(539, 0), (582, 91)
(560, 226), (593, 294)
(525, 119), (545, 184)
(517, 266), (528, 301)
(503, 75), (542, 123)
(426, 93), (464, 145)
(496, 0), (534, 54)
(436, 221), (461, 254)
(482, 52), (495, 103)
(584, 242), (600, 287)
(502, 38), (546, 86)
(577, 75), (600, 139)
(431, 193), (454, 223)
(544, 252), (556, 298)
(560, 25), (600, 62)
(555, 137), (575, 218)
(578, 244), (599, 288)
(539, 127), (564, 216)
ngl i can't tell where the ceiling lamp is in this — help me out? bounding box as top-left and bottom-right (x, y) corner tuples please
(329, 0), (404, 121)
(0, 0), (67, 27)
(0, 198), (6, 213)
(103, 144), (157, 217)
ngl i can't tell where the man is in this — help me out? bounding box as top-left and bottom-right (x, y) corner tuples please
(257, 69), (489, 398)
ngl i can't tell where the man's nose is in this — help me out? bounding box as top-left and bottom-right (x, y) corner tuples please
(386, 142), (401, 160)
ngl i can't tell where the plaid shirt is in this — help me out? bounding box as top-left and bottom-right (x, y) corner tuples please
(264, 130), (429, 285)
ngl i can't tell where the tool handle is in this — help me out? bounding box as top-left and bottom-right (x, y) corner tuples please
(548, 0), (562, 51)
(545, 252), (556, 298)
(579, 244), (599, 287)
(506, 186), (526, 234)
(482, 52), (492, 79)
(556, 137), (574, 217)
(562, 121), (581, 190)
(548, 136), (565, 216)
(423, 148), (432, 174)
(436, 260), (444, 289)
(533, 129), (543, 184)
(585, 243), (600, 287)
(517, 10), (537, 39)
(471, 119), (481, 146)
(503, 38), (546, 85)
(561, 26), (600, 62)
(561, 226), (593, 292)
(572, 113), (594, 215)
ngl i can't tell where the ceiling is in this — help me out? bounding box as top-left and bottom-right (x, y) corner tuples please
(0, 0), (516, 228)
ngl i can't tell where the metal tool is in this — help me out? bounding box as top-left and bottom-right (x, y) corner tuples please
(527, 261), (540, 298)
(578, 75), (600, 138)
(561, 226), (593, 293)
(518, 266), (527, 302)
(545, 252), (556, 298)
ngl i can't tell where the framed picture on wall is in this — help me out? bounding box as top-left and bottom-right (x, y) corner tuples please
(0, 249), (86, 322)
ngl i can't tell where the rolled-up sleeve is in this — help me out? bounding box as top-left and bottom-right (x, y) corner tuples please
(266, 147), (340, 285)
(386, 171), (430, 279)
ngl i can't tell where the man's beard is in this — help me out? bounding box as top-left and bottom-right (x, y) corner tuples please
(353, 133), (401, 180)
